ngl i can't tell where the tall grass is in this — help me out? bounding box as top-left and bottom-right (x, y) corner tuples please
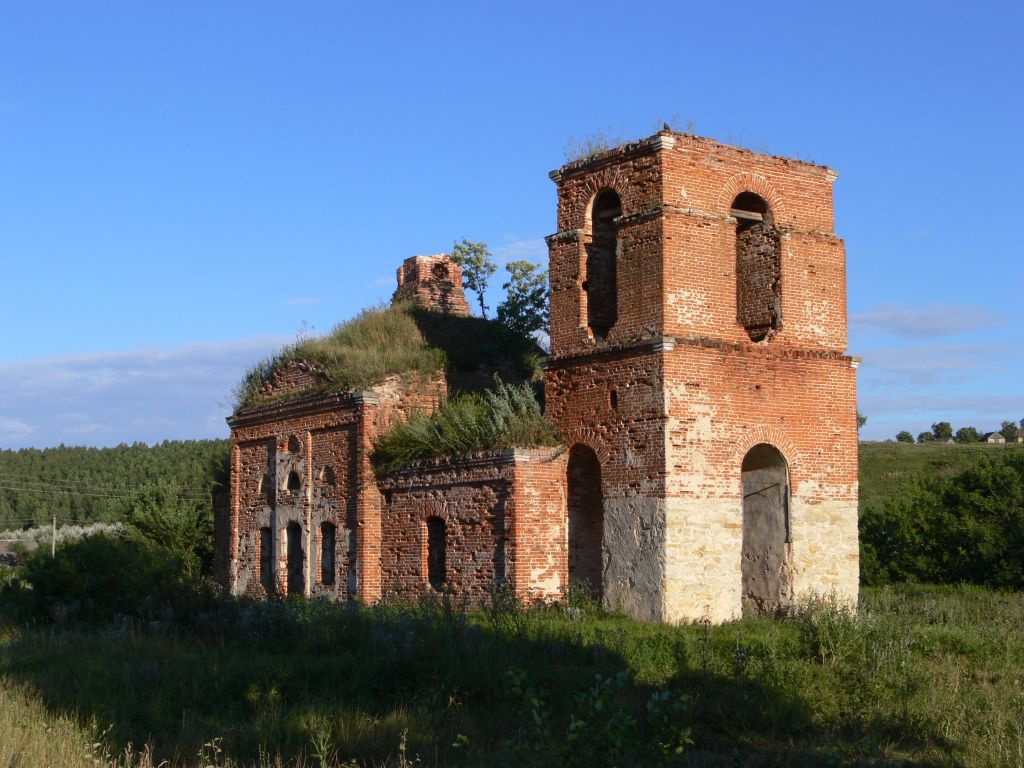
(372, 379), (561, 475)
(2, 585), (1023, 766)
(233, 303), (446, 411)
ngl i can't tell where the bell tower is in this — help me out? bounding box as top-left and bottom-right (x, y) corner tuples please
(544, 130), (859, 622)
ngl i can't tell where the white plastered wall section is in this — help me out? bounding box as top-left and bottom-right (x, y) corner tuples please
(660, 380), (859, 623)
(788, 492), (859, 606)
(661, 377), (743, 623)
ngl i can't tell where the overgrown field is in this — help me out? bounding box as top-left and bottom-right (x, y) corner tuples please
(2, 585), (1023, 767)
(857, 441), (1011, 516)
(858, 442), (1024, 587)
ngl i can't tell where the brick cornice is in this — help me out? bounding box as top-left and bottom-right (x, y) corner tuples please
(545, 334), (853, 369)
(227, 389), (377, 428)
(377, 447), (565, 487)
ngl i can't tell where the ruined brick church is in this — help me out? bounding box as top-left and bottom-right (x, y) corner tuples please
(217, 130), (859, 623)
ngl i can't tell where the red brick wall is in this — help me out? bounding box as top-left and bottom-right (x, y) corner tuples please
(377, 449), (567, 604)
(543, 130), (858, 620)
(223, 374), (445, 602)
(392, 254), (470, 316)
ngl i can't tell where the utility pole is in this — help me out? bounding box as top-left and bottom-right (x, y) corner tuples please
(51, 514), (56, 558)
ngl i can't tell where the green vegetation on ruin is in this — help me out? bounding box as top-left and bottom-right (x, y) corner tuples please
(232, 302), (542, 413)
(371, 379), (561, 476)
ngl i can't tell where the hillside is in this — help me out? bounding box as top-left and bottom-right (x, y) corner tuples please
(858, 440), (1012, 515)
(0, 440), (229, 531)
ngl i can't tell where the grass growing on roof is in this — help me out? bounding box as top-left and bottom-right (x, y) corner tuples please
(372, 379), (561, 475)
(232, 302), (541, 412)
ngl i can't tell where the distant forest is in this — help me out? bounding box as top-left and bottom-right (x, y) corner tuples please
(0, 441), (229, 531)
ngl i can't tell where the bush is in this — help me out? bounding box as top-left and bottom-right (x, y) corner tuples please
(372, 379), (561, 475)
(121, 481), (213, 578)
(11, 533), (216, 623)
(861, 447), (1024, 587)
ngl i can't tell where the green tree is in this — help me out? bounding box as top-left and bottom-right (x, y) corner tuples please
(917, 431), (934, 444)
(896, 431), (914, 443)
(857, 409), (867, 431)
(932, 421), (953, 440)
(497, 260), (549, 338)
(955, 426), (980, 444)
(999, 420), (1018, 441)
(451, 238), (497, 318)
(121, 481), (213, 579)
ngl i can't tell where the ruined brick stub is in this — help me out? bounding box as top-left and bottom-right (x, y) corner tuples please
(544, 130), (859, 623)
(259, 360), (330, 401)
(392, 254), (470, 316)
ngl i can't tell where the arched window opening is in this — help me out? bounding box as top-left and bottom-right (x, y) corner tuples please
(732, 192), (781, 342)
(286, 471), (301, 495)
(286, 522), (304, 595)
(741, 444), (792, 616)
(258, 473), (274, 505)
(584, 189), (621, 341)
(320, 522), (336, 585)
(259, 526), (274, 594)
(567, 444), (603, 601)
(426, 516), (446, 590)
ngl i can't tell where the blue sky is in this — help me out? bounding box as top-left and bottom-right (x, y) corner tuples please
(0, 1), (1020, 447)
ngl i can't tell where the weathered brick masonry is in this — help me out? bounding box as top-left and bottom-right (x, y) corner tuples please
(219, 130), (858, 623)
(377, 449), (567, 603)
(545, 130), (858, 622)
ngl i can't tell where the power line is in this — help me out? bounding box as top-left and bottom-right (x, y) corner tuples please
(0, 471), (219, 496)
(0, 483), (214, 501)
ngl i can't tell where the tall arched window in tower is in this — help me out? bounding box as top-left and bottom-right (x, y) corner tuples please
(740, 444), (792, 615)
(584, 189), (622, 341)
(567, 444), (603, 600)
(732, 192), (782, 341)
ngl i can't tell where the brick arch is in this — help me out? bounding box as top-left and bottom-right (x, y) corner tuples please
(581, 169), (628, 226)
(731, 426), (801, 491)
(418, 499), (450, 521)
(718, 173), (786, 223)
(562, 428), (611, 465)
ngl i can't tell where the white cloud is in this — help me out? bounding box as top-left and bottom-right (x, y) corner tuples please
(0, 417), (32, 441)
(851, 302), (1001, 340)
(0, 336), (288, 449)
(491, 237), (547, 266)
(855, 341), (1023, 439)
(859, 343), (1005, 382)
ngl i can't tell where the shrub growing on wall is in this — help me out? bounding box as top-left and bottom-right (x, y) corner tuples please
(372, 379), (560, 475)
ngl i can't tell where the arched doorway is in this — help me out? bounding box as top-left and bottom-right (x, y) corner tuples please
(741, 444), (791, 615)
(567, 444), (603, 600)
